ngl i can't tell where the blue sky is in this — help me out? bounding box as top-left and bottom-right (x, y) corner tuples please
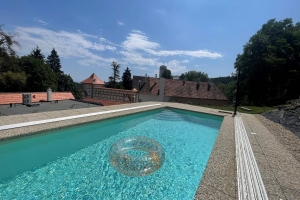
(1, 0), (299, 82)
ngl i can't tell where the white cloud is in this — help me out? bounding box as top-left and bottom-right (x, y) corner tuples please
(14, 26), (116, 67)
(159, 60), (187, 74)
(146, 49), (222, 58)
(34, 18), (48, 25)
(122, 30), (222, 59)
(132, 66), (149, 71)
(117, 21), (125, 26)
(13, 26), (223, 75)
(120, 51), (157, 66)
(122, 31), (160, 51)
(99, 37), (120, 47)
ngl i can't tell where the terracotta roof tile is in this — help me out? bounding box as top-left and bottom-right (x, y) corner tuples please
(80, 73), (105, 85)
(132, 76), (228, 100)
(0, 92), (75, 105)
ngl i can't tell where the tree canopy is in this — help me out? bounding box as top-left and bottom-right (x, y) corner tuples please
(19, 56), (57, 92)
(46, 48), (62, 73)
(0, 29), (81, 99)
(30, 46), (45, 61)
(122, 67), (132, 90)
(162, 68), (173, 79)
(179, 71), (209, 82)
(0, 25), (20, 56)
(235, 18), (300, 106)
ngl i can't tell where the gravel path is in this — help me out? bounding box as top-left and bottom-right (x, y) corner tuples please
(255, 114), (300, 163)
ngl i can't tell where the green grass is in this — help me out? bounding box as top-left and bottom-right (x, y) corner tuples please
(198, 105), (276, 114)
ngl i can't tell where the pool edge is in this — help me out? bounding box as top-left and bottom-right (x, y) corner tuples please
(0, 102), (236, 199)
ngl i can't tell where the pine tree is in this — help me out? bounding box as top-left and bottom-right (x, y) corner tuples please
(108, 61), (120, 88)
(46, 48), (62, 73)
(30, 46), (45, 61)
(122, 67), (132, 90)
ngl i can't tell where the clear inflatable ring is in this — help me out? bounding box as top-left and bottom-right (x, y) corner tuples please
(109, 136), (165, 176)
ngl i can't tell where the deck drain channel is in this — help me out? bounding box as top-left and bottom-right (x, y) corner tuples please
(235, 116), (268, 200)
(0, 104), (162, 131)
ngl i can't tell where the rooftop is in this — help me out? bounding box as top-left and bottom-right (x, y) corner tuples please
(0, 100), (100, 116)
(80, 73), (104, 85)
(132, 76), (228, 100)
(0, 92), (75, 105)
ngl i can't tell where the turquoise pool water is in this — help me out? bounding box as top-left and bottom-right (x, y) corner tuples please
(0, 108), (223, 199)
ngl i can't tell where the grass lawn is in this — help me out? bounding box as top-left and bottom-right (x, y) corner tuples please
(198, 105), (276, 114)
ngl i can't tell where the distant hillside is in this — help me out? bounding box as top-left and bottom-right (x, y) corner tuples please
(74, 82), (82, 90)
(210, 76), (234, 84)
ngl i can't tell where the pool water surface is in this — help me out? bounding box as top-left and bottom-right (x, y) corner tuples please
(0, 108), (223, 199)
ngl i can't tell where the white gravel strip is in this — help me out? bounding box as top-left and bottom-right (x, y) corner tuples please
(235, 116), (268, 200)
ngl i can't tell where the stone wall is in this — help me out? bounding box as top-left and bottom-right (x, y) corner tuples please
(92, 88), (137, 103)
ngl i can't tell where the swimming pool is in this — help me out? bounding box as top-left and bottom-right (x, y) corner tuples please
(0, 108), (223, 199)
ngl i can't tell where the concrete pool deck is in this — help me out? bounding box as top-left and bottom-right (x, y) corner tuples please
(0, 102), (299, 199)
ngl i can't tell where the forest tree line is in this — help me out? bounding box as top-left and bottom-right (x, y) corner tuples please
(0, 27), (81, 99)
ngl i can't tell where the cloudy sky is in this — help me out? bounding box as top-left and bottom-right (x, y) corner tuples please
(1, 0), (299, 82)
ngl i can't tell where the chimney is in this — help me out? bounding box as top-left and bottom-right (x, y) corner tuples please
(47, 88), (52, 101)
(159, 65), (167, 78)
(196, 82), (200, 90)
(159, 78), (165, 102)
(207, 83), (211, 91)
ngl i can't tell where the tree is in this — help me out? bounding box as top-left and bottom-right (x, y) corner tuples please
(235, 18), (300, 106)
(108, 61), (120, 88)
(46, 48), (62, 73)
(0, 71), (27, 92)
(30, 46), (45, 61)
(122, 67), (132, 90)
(19, 56), (57, 92)
(57, 74), (81, 99)
(0, 25), (20, 55)
(179, 71), (209, 82)
(211, 76), (235, 84)
(162, 68), (173, 79)
(0, 26), (20, 73)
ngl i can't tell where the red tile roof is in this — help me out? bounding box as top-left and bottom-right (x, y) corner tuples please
(0, 92), (75, 105)
(81, 73), (105, 85)
(82, 98), (129, 106)
(133, 76), (228, 100)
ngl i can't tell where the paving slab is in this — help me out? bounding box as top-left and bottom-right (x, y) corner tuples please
(242, 113), (300, 199)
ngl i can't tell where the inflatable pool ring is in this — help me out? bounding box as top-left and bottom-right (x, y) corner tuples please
(109, 136), (165, 176)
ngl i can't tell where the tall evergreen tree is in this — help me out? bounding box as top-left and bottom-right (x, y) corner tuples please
(46, 48), (62, 73)
(30, 46), (45, 61)
(122, 67), (132, 90)
(108, 61), (120, 88)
